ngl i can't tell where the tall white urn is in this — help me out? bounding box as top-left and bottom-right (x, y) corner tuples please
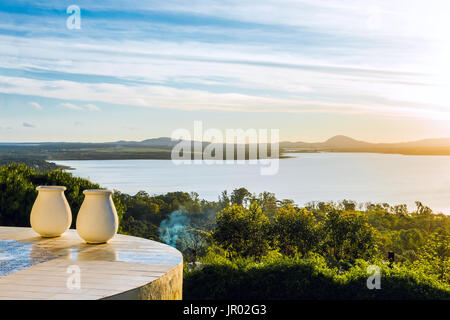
(76, 190), (118, 244)
(30, 186), (72, 237)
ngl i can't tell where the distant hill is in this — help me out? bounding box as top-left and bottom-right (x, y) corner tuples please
(112, 137), (183, 147)
(281, 135), (371, 149)
(280, 135), (450, 155)
(322, 135), (371, 148)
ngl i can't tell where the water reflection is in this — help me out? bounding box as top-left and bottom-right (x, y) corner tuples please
(116, 250), (182, 265)
(30, 243), (70, 262)
(0, 237), (182, 278)
(0, 240), (38, 277)
(76, 245), (118, 261)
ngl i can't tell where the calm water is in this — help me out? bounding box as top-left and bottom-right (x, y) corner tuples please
(55, 153), (450, 214)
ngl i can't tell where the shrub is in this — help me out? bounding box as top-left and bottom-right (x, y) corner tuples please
(184, 254), (450, 300)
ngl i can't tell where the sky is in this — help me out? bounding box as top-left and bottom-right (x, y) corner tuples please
(0, 0), (450, 143)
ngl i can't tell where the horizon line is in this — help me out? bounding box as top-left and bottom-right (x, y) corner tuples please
(2, 134), (450, 145)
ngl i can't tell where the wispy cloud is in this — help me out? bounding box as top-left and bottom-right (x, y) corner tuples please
(59, 102), (101, 112)
(0, 0), (449, 141)
(85, 104), (100, 111)
(29, 101), (43, 110)
(60, 102), (83, 111)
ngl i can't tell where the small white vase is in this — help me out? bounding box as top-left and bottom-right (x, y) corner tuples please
(30, 186), (72, 237)
(76, 190), (118, 244)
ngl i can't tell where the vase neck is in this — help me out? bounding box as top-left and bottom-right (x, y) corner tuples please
(36, 186), (66, 192)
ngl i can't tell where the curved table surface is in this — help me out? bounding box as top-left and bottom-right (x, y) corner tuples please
(0, 227), (183, 300)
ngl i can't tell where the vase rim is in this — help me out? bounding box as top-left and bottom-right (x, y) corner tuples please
(83, 189), (113, 196)
(36, 186), (67, 192)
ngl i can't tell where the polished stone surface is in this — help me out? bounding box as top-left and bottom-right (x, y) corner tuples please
(0, 227), (183, 300)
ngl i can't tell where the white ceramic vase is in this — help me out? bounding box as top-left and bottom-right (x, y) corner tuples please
(76, 190), (118, 244)
(30, 186), (72, 237)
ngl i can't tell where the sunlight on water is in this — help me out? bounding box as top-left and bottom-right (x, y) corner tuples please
(56, 153), (450, 214)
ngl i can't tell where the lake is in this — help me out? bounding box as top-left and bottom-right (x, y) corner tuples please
(55, 153), (450, 214)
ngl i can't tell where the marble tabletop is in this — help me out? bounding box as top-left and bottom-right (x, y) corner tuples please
(0, 226), (183, 300)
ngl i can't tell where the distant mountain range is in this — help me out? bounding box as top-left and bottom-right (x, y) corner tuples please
(2, 135), (450, 161)
(110, 134), (450, 152)
(109, 134), (450, 155)
(279, 135), (450, 155)
(112, 137), (184, 148)
(283, 135), (450, 147)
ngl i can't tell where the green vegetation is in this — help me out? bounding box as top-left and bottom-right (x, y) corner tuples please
(0, 142), (281, 161)
(0, 143), (174, 160)
(0, 163), (449, 299)
(183, 197), (450, 299)
(0, 158), (69, 172)
(184, 253), (450, 300)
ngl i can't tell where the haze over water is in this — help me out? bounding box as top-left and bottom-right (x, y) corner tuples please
(56, 153), (450, 214)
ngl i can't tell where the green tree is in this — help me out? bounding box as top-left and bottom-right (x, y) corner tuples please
(178, 228), (211, 263)
(322, 210), (378, 262)
(414, 201), (433, 216)
(230, 187), (252, 207)
(250, 191), (278, 218)
(0, 164), (36, 226)
(120, 216), (160, 240)
(413, 230), (450, 282)
(271, 206), (320, 256)
(213, 202), (270, 258)
(218, 190), (231, 209)
(340, 200), (356, 211)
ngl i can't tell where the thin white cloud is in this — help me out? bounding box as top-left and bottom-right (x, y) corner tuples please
(0, 74), (448, 120)
(85, 104), (100, 111)
(59, 102), (100, 112)
(60, 102), (83, 111)
(29, 101), (43, 110)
